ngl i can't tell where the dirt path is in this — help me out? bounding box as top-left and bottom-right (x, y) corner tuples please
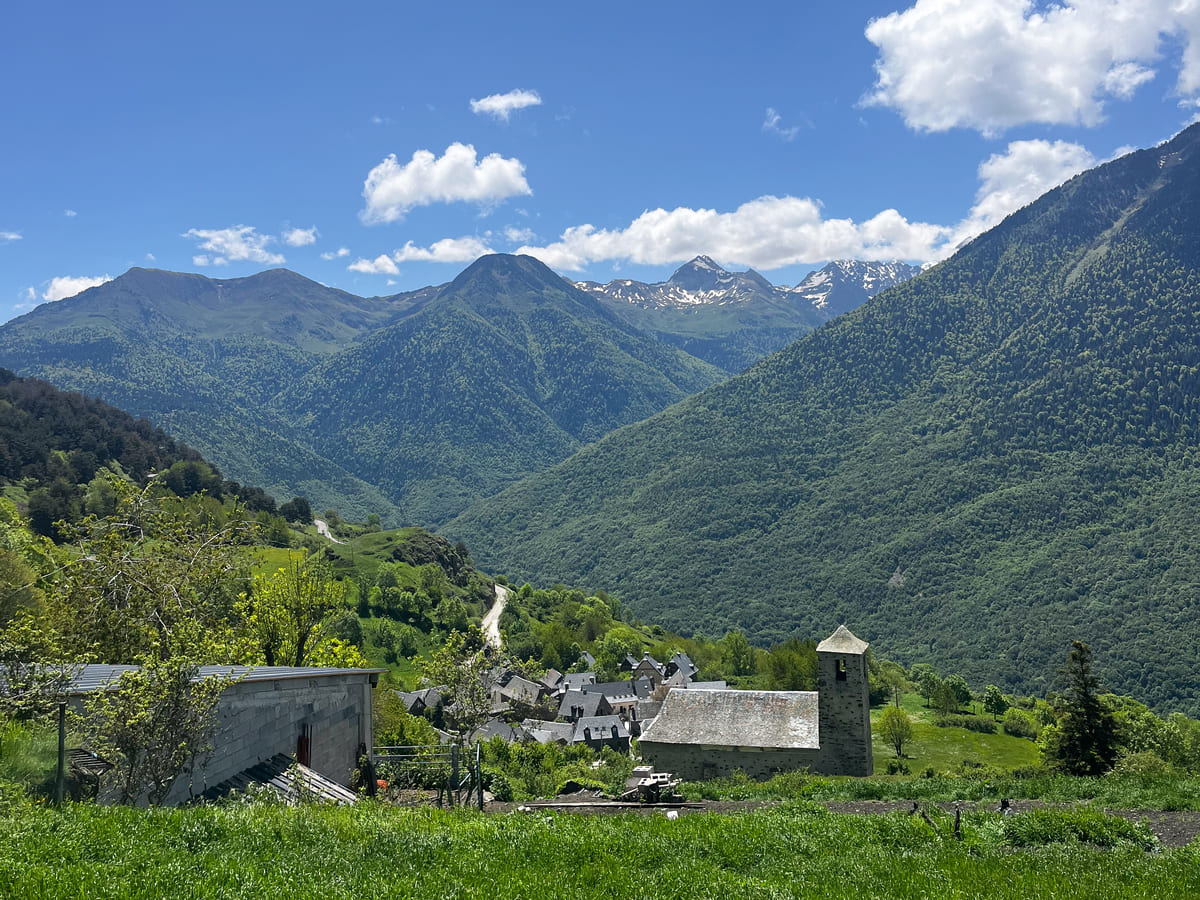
(481, 584), (508, 650)
(313, 519), (346, 545)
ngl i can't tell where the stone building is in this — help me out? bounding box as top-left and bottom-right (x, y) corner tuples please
(69, 664), (384, 805)
(637, 625), (873, 779)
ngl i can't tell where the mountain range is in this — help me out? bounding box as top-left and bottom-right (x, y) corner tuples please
(448, 123), (1200, 714)
(576, 257), (920, 371)
(0, 254), (907, 525)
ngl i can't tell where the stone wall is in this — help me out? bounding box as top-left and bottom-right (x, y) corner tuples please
(816, 649), (873, 776)
(639, 742), (820, 781)
(165, 671), (375, 804)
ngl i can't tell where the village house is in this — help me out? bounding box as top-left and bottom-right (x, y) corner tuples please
(637, 625), (873, 779)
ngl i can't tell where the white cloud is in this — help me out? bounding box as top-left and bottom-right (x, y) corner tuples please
(183, 225), (285, 265)
(503, 226), (536, 243)
(392, 236), (493, 263)
(43, 274), (113, 302)
(0, 231), (20, 242)
(348, 254), (399, 275)
(763, 107), (800, 141)
(360, 143), (532, 224)
(145, 253), (156, 262)
(864, 0), (1200, 134)
(282, 226), (318, 247)
(321, 247), (351, 260)
(64, 209), (77, 218)
(947, 139), (1097, 250)
(515, 138), (1103, 271)
(22, 287), (35, 302)
(469, 89), (542, 121)
(517, 196), (952, 271)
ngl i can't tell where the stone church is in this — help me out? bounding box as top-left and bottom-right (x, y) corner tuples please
(637, 625), (873, 779)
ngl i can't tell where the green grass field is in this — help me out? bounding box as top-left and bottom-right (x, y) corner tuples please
(870, 692), (1041, 773)
(0, 802), (1193, 899)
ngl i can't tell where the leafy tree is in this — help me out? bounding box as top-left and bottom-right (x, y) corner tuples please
(943, 674), (972, 712)
(766, 637), (818, 691)
(418, 627), (495, 738)
(80, 656), (233, 805)
(983, 685), (1009, 720)
(876, 707), (914, 758)
(1044, 641), (1119, 776)
(878, 661), (907, 708)
(721, 630), (757, 677)
(239, 557), (364, 668)
(47, 477), (251, 663)
(278, 497), (312, 525)
(913, 667), (942, 708)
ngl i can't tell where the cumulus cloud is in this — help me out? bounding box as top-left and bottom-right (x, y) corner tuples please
(948, 139), (1097, 249)
(515, 138), (1102, 271)
(348, 237), (492, 274)
(762, 108), (800, 141)
(282, 226), (318, 247)
(360, 143), (532, 224)
(503, 226), (536, 243)
(321, 247), (351, 260)
(64, 209), (77, 218)
(470, 89), (542, 121)
(184, 225), (285, 265)
(43, 274), (113, 302)
(864, 0), (1200, 134)
(348, 254), (399, 275)
(391, 236), (492, 263)
(517, 196), (952, 271)
(0, 231), (20, 242)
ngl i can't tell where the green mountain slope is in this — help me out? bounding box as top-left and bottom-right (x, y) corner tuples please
(278, 254), (725, 523)
(448, 124), (1200, 714)
(0, 256), (722, 526)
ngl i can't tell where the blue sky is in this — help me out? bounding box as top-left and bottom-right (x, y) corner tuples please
(2, 0), (1198, 322)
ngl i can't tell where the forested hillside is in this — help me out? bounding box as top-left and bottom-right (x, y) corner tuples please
(0, 257), (723, 525)
(449, 124), (1200, 714)
(279, 254), (724, 523)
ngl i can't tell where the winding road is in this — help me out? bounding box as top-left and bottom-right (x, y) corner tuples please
(481, 584), (509, 650)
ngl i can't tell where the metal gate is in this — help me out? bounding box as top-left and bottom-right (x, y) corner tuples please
(372, 743), (484, 809)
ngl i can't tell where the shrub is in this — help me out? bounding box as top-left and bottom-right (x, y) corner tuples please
(1110, 751), (1173, 777)
(482, 768), (514, 802)
(1002, 708), (1040, 740)
(885, 759), (911, 775)
(935, 714), (996, 734)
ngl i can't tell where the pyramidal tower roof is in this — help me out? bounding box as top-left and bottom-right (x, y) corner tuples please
(817, 625), (868, 654)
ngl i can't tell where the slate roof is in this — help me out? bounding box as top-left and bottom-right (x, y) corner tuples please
(572, 715), (630, 743)
(639, 690), (820, 750)
(561, 672), (596, 691)
(816, 625), (869, 655)
(522, 720), (575, 744)
(558, 689), (611, 720)
(687, 681), (729, 691)
(668, 652), (699, 680)
(472, 719), (526, 743)
(496, 675), (544, 705)
(65, 664), (385, 695)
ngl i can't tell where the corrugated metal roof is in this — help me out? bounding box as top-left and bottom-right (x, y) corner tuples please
(66, 664), (386, 695)
(639, 689), (820, 750)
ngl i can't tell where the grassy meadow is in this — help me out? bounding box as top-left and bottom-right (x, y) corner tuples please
(1, 801), (1195, 900)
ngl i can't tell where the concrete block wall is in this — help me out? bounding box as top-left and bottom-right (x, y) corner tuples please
(166, 672), (374, 804)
